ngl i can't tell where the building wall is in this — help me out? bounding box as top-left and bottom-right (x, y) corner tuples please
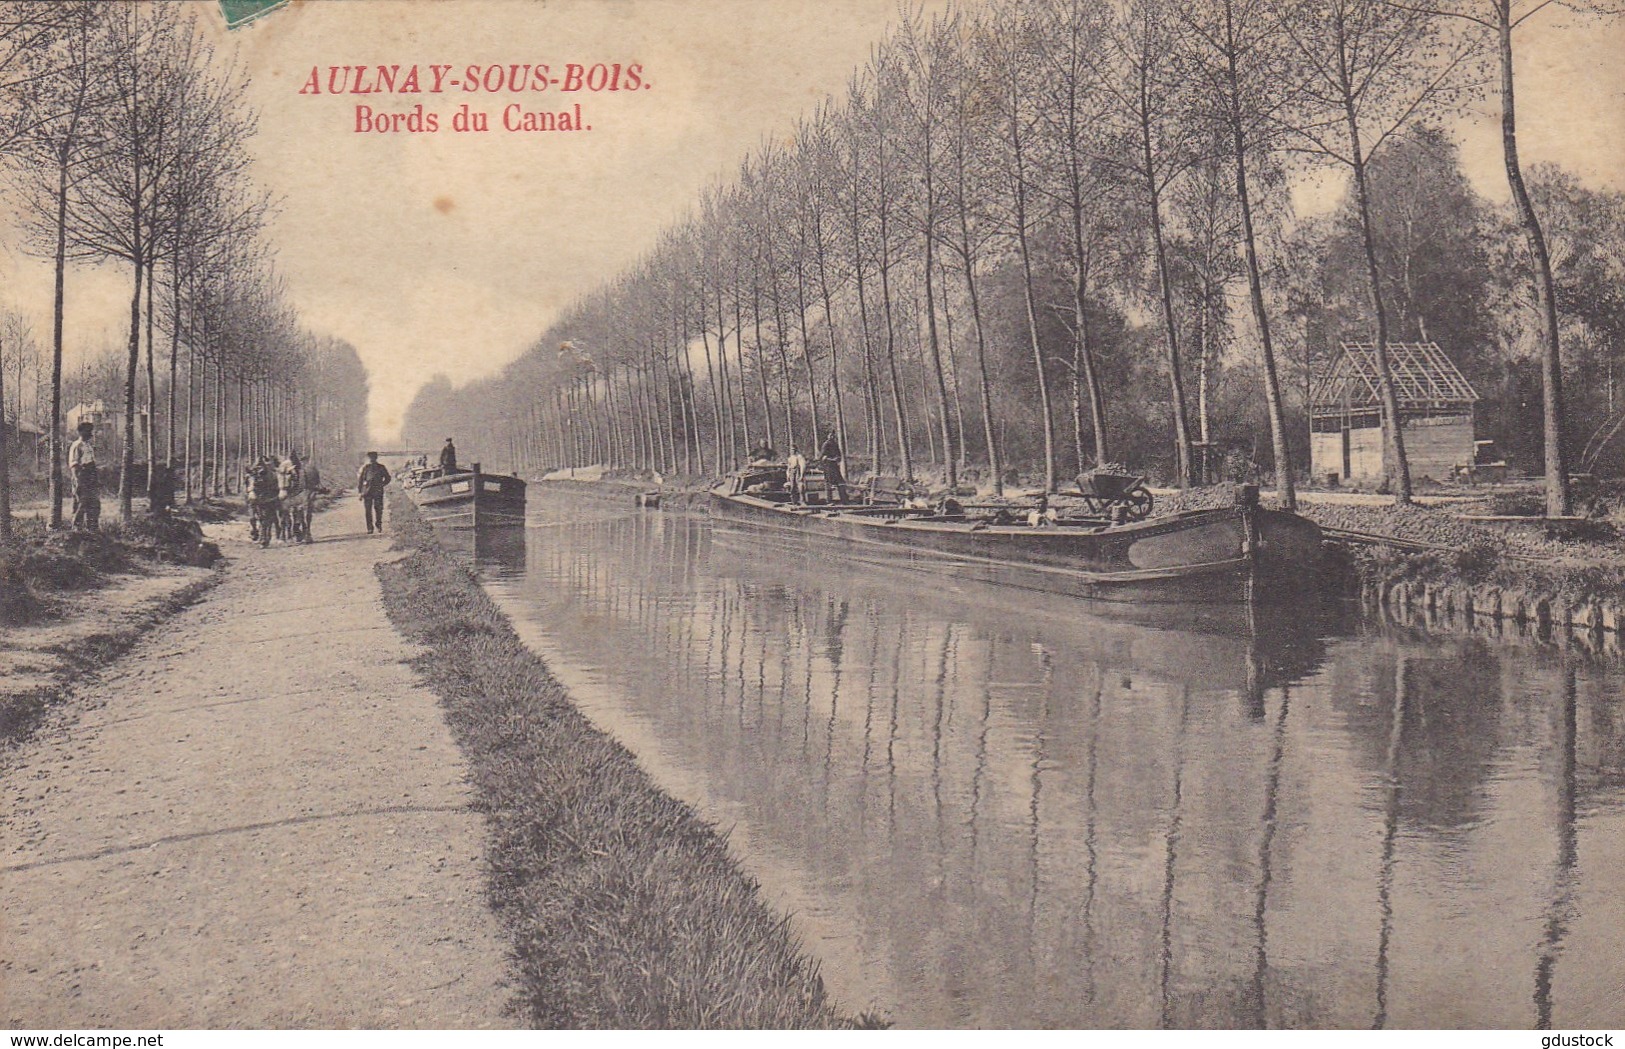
(1402, 413), (1474, 482)
(1310, 412), (1473, 484)
(1310, 424), (1383, 483)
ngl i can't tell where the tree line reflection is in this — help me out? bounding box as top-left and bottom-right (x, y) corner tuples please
(480, 509), (1625, 1029)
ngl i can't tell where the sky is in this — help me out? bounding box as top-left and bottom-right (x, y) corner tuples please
(2, 0), (1621, 443)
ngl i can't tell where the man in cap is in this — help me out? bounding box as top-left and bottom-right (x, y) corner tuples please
(819, 431), (849, 503)
(68, 420), (100, 531)
(357, 451), (391, 535)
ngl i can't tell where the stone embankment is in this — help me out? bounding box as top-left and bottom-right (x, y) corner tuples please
(1363, 577), (1625, 657)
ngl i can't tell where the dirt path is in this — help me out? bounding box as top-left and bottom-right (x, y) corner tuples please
(0, 496), (516, 1028)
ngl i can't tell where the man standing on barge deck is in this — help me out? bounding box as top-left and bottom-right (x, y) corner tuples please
(358, 451), (391, 535)
(820, 431), (849, 503)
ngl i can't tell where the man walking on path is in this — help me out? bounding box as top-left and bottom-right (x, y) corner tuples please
(0, 494), (514, 1028)
(358, 451), (391, 534)
(68, 421), (100, 531)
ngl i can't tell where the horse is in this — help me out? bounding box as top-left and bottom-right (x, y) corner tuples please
(276, 459), (309, 543)
(246, 460), (282, 548)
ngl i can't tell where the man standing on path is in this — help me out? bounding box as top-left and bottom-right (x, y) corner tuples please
(68, 421), (100, 531)
(357, 451), (391, 535)
(302, 456), (323, 543)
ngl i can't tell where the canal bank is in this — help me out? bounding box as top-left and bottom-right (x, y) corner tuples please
(0, 495), (514, 1028)
(374, 488), (861, 1029)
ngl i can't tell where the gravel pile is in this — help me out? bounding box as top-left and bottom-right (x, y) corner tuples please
(1296, 502), (1513, 551)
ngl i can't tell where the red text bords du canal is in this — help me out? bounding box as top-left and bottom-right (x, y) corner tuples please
(299, 63), (647, 135)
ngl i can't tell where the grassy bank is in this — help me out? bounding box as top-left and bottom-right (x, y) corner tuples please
(374, 491), (864, 1029)
(0, 571), (220, 751)
(0, 502), (237, 750)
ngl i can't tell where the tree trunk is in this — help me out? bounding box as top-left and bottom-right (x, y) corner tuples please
(792, 254), (823, 446)
(1498, 11), (1569, 516)
(730, 277), (753, 456)
(184, 338), (194, 503)
(0, 337), (10, 542)
(120, 252), (144, 520)
(1226, 29), (1296, 508)
(749, 261), (776, 453)
(700, 326), (723, 474)
(938, 260), (969, 477)
(144, 258), (158, 503)
(815, 231), (850, 475)
(1344, 97), (1413, 504)
(168, 240), (183, 469)
(920, 153), (957, 488)
(1131, 42), (1194, 489)
(770, 278), (798, 453)
(49, 153), (69, 529)
(1009, 72), (1056, 492)
(1069, 218), (1109, 470)
(1067, 178), (1109, 472)
(714, 286), (739, 464)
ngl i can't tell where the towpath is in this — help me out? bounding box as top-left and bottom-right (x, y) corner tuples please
(1, 496), (515, 1028)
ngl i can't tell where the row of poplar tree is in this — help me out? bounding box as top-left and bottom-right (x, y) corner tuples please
(404, 0), (1617, 515)
(0, 2), (368, 542)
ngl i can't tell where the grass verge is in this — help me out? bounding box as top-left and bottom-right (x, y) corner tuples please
(375, 491), (865, 1029)
(0, 571), (221, 753)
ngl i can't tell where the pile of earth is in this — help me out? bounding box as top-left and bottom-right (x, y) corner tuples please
(107, 512), (221, 568)
(0, 513), (220, 628)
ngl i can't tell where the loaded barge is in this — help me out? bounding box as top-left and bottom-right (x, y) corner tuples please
(709, 472), (1323, 605)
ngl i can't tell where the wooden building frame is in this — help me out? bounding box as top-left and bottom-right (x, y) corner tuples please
(1308, 340), (1479, 484)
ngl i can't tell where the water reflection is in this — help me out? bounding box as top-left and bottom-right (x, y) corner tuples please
(435, 524), (528, 573)
(472, 501), (1625, 1029)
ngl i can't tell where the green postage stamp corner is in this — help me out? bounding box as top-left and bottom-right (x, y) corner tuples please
(218, 0), (291, 29)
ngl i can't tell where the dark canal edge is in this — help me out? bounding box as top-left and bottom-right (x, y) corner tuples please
(375, 489), (874, 1029)
(532, 478), (1625, 658)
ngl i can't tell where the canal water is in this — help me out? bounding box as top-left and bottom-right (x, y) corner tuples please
(463, 494), (1625, 1029)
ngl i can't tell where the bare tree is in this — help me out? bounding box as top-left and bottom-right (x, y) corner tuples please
(854, 64), (914, 481)
(938, 11), (1005, 495)
(1096, 0), (1203, 487)
(1175, 0), (1303, 505)
(796, 110), (853, 471)
(0, 3), (75, 539)
(1284, 0), (1477, 503)
(893, 8), (961, 488)
(1029, 0), (1122, 476)
(981, 5), (1066, 491)
(1384, 0), (1616, 514)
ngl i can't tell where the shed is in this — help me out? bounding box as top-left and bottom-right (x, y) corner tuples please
(2, 416), (46, 478)
(1309, 340), (1478, 485)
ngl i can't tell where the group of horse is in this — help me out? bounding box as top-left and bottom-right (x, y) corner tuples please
(246, 455), (315, 548)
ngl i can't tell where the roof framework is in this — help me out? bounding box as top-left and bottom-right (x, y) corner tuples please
(1309, 340), (1478, 413)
